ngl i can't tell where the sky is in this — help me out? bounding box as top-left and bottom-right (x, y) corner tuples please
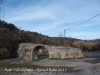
(0, 0), (100, 40)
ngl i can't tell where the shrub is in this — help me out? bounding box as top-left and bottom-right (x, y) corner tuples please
(73, 41), (99, 52)
(73, 41), (85, 50)
(0, 47), (10, 59)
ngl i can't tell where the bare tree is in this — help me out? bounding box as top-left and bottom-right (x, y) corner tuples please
(18, 26), (21, 39)
(58, 33), (63, 37)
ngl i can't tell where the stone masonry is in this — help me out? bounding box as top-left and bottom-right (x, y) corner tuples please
(17, 43), (84, 61)
(48, 47), (84, 59)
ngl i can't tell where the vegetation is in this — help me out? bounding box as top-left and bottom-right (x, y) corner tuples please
(0, 62), (46, 69)
(33, 57), (46, 61)
(0, 62), (75, 72)
(49, 56), (84, 60)
(73, 41), (100, 52)
(0, 20), (100, 59)
(0, 47), (9, 59)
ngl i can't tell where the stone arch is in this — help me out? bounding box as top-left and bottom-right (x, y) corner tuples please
(32, 45), (49, 59)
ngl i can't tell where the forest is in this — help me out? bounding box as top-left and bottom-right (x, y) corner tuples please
(0, 20), (100, 59)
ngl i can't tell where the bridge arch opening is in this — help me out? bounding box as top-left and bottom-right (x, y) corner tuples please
(32, 45), (49, 59)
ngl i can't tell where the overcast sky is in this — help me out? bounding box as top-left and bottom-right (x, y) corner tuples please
(0, 0), (100, 40)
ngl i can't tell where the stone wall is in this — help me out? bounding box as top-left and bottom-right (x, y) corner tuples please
(17, 43), (34, 61)
(17, 43), (49, 61)
(48, 47), (84, 59)
(17, 43), (84, 61)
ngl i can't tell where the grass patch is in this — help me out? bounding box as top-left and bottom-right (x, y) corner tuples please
(49, 57), (84, 60)
(0, 62), (39, 69)
(49, 58), (74, 60)
(0, 62), (79, 72)
(33, 57), (46, 61)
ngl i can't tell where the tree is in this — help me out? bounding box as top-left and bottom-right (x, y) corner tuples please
(58, 33), (63, 37)
(0, 47), (10, 59)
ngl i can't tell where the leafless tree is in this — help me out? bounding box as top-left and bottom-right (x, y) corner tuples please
(58, 33), (63, 37)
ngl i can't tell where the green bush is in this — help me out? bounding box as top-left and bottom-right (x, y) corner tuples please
(0, 47), (10, 59)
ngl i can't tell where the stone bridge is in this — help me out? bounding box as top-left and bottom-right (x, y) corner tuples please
(17, 43), (84, 61)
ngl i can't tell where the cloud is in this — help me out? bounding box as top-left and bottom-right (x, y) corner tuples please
(4, 0), (70, 31)
(68, 31), (100, 40)
(2, 0), (100, 39)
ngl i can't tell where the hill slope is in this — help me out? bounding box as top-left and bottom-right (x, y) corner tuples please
(0, 20), (100, 58)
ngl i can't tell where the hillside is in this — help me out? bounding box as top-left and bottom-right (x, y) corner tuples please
(0, 20), (67, 58)
(0, 20), (100, 59)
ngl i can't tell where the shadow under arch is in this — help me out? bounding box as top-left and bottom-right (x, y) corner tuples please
(32, 45), (49, 59)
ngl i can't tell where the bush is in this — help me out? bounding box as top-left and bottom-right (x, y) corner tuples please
(0, 47), (10, 59)
(73, 41), (99, 52)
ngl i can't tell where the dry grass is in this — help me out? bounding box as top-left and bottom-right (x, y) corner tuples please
(73, 41), (100, 52)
